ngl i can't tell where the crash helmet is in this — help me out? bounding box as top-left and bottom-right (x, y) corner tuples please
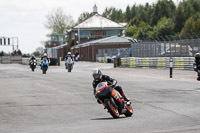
(195, 53), (200, 58)
(43, 53), (47, 57)
(93, 68), (102, 80)
(67, 52), (71, 55)
(31, 55), (35, 58)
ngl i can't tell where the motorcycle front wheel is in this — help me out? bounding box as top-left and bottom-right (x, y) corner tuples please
(105, 99), (119, 118)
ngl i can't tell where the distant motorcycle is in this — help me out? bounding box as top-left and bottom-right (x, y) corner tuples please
(65, 57), (74, 72)
(41, 58), (49, 74)
(95, 81), (133, 118)
(193, 63), (200, 81)
(29, 59), (37, 71)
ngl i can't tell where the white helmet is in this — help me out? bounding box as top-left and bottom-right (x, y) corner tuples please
(67, 52), (71, 55)
(92, 68), (102, 80)
(43, 53), (47, 57)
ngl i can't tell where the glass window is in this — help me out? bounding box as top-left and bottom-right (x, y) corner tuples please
(103, 30), (120, 37)
(51, 36), (58, 42)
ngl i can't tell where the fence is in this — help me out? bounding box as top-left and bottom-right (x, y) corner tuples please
(131, 38), (200, 57)
(96, 57), (195, 70)
(96, 48), (131, 62)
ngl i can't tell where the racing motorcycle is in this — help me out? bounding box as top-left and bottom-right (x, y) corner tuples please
(41, 58), (49, 74)
(65, 57), (74, 72)
(29, 59), (37, 71)
(95, 81), (133, 118)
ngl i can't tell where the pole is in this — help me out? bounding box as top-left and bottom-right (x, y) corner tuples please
(170, 57), (173, 78)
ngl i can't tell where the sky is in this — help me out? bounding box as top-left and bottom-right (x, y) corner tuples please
(0, 0), (180, 54)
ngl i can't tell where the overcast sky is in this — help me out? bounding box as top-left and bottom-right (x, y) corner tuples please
(0, 0), (180, 54)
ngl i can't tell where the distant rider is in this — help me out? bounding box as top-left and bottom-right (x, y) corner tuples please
(65, 52), (74, 62)
(194, 53), (200, 80)
(40, 53), (50, 66)
(92, 68), (130, 113)
(29, 55), (37, 66)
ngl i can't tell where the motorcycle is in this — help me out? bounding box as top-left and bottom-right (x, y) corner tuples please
(41, 58), (49, 74)
(95, 81), (133, 118)
(193, 63), (200, 81)
(65, 57), (74, 72)
(29, 59), (37, 71)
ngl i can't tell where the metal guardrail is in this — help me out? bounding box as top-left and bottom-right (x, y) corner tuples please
(0, 56), (22, 64)
(96, 57), (195, 70)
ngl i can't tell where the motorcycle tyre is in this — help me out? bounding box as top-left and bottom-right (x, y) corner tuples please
(105, 100), (119, 119)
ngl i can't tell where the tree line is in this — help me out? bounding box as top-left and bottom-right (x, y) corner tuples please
(100, 0), (200, 40)
(44, 0), (200, 47)
(77, 0), (200, 41)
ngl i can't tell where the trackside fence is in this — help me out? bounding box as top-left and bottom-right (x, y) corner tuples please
(96, 57), (195, 70)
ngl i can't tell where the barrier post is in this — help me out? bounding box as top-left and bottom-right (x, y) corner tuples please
(170, 57), (173, 78)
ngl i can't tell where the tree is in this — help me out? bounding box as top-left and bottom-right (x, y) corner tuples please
(45, 8), (75, 34)
(78, 12), (93, 23)
(153, 17), (175, 37)
(180, 12), (200, 36)
(125, 25), (137, 37)
(125, 5), (131, 21)
(32, 47), (44, 57)
(151, 0), (175, 25)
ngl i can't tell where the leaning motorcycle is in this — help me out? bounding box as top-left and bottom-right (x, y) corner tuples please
(29, 59), (37, 71)
(95, 81), (133, 118)
(65, 57), (73, 72)
(41, 59), (49, 74)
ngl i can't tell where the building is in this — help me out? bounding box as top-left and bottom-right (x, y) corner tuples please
(69, 5), (134, 61)
(69, 5), (127, 46)
(45, 33), (67, 60)
(71, 36), (136, 62)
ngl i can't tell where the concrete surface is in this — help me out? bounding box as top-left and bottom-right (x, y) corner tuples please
(0, 62), (200, 133)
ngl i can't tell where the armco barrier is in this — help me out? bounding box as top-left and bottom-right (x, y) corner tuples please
(142, 58), (150, 68)
(98, 57), (195, 70)
(0, 56), (22, 64)
(174, 57), (184, 70)
(22, 58), (40, 65)
(128, 57), (136, 68)
(157, 57), (167, 68)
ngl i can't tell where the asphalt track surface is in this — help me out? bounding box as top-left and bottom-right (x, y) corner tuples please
(0, 62), (200, 133)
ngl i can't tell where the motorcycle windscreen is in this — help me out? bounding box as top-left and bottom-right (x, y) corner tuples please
(96, 82), (110, 98)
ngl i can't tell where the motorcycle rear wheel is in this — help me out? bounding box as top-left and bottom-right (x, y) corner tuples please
(105, 100), (119, 118)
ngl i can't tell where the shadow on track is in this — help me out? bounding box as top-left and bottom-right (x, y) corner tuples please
(91, 116), (127, 120)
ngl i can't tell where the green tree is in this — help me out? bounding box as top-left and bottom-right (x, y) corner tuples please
(151, 0), (175, 25)
(134, 22), (153, 39)
(125, 25), (137, 37)
(180, 12), (200, 36)
(125, 5), (131, 21)
(45, 8), (75, 34)
(153, 17), (175, 37)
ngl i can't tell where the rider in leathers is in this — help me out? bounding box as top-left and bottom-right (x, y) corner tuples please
(92, 68), (129, 113)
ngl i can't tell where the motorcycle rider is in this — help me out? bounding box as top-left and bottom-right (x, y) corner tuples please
(194, 53), (200, 80)
(40, 53), (50, 68)
(29, 55), (37, 66)
(40, 53), (50, 62)
(65, 52), (74, 62)
(92, 68), (129, 113)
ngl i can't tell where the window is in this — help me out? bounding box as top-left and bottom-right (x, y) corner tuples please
(103, 30), (120, 37)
